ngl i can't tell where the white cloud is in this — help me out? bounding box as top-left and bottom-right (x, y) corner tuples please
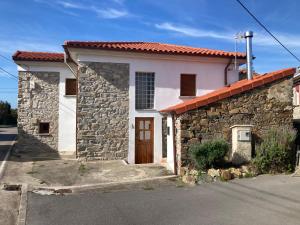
(155, 22), (233, 41)
(155, 22), (300, 52)
(254, 33), (300, 48)
(56, 1), (85, 9)
(34, 0), (129, 19)
(94, 8), (128, 19)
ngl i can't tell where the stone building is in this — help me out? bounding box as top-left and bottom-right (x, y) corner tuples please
(162, 68), (296, 174)
(13, 41), (296, 174)
(13, 41), (247, 168)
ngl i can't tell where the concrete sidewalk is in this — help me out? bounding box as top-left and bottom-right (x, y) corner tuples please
(2, 149), (173, 188)
(0, 187), (21, 225)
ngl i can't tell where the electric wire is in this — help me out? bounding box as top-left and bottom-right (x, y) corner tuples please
(235, 0), (300, 63)
(0, 66), (18, 80)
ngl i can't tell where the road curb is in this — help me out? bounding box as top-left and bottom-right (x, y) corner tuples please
(17, 184), (28, 225)
(31, 175), (179, 193)
(0, 139), (16, 180)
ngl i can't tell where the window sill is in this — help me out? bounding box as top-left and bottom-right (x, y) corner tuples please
(135, 109), (157, 112)
(64, 95), (76, 97)
(38, 133), (51, 136)
(179, 96), (196, 99)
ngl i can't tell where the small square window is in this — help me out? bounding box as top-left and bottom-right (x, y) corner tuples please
(39, 122), (50, 134)
(65, 79), (77, 95)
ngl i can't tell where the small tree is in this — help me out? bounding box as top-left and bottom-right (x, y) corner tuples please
(253, 126), (296, 174)
(0, 101), (17, 125)
(190, 139), (229, 171)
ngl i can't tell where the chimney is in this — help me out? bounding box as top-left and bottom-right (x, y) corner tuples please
(244, 31), (253, 80)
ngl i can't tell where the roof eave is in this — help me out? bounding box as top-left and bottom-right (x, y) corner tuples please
(64, 44), (246, 60)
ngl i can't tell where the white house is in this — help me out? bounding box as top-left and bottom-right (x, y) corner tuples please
(13, 41), (246, 172)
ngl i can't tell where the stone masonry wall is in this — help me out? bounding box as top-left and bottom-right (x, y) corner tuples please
(77, 62), (129, 160)
(175, 76), (294, 169)
(17, 71), (59, 152)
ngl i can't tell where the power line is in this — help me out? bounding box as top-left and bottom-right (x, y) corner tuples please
(0, 66), (18, 80)
(0, 54), (13, 63)
(235, 0), (300, 63)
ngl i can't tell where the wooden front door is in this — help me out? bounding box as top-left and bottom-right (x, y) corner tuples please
(135, 117), (154, 164)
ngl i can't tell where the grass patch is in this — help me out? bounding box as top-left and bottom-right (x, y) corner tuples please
(78, 164), (88, 175)
(243, 172), (254, 178)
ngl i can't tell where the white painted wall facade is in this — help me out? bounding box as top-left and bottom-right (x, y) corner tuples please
(17, 62), (76, 155)
(70, 49), (242, 164)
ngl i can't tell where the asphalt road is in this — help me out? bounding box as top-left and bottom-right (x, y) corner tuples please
(27, 175), (300, 225)
(0, 127), (17, 161)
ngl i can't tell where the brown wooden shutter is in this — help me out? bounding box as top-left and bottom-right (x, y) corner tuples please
(65, 79), (77, 95)
(180, 74), (196, 96)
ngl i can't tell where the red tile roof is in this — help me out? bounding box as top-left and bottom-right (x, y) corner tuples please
(161, 68), (296, 114)
(12, 51), (64, 62)
(64, 41), (246, 59)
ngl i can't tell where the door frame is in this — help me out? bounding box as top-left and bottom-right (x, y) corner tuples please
(135, 117), (154, 164)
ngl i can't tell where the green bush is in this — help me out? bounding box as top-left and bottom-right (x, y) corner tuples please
(253, 126), (296, 174)
(190, 139), (229, 171)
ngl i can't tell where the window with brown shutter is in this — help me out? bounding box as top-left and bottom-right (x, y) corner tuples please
(65, 79), (77, 95)
(180, 74), (196, 96)
(39, 122), (50, 134)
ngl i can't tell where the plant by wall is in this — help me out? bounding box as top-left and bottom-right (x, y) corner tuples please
(190, 139), (229, 171)
(253, 126), (296, 174)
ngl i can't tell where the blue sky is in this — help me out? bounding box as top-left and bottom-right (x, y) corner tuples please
(1, 0), (299, 108)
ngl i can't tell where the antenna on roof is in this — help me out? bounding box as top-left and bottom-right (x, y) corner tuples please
(234, 32), (244, 70)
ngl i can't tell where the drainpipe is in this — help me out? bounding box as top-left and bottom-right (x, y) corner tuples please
(224, 59), (233, 86)
(172, 113), (178, 175)
(244, 31), (254, 80)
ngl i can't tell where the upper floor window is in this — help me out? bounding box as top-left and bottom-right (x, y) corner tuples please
(180, 74), (196, 97)
(65, 78), (77, 96)
(135, 72), (155, 110)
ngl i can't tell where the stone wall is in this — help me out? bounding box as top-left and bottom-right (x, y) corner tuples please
(17, 71), (59, 152)
(175, 77), (294, 169)
(77, 62), (129, 160)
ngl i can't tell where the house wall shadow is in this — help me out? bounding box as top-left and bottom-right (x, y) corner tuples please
(9, 128), (61, 162)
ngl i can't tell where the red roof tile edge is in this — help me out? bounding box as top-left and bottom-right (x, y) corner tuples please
(161, 68), (296, 115)
(12, 51), (64, 62)
(64, 41), (246, 59)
